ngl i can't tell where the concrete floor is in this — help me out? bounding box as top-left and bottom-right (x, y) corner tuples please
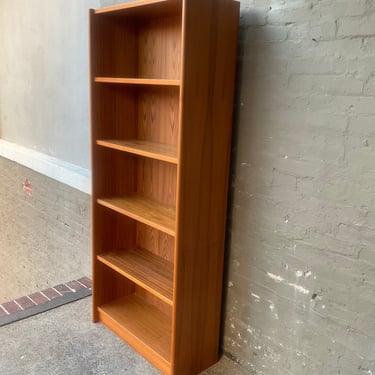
(0, 159), (248, 373)
(0, 157), (91, 303)
(0, 297), (248, 375)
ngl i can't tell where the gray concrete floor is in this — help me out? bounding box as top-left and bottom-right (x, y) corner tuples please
(0, 297), (248, 375)
(0, 157), (91, 303)
(0, 159), (248, 374)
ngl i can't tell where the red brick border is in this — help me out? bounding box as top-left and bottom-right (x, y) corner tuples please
(0, 277), (92, 326)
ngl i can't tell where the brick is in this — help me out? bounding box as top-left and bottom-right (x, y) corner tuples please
(247, 25), (288, 42)
(288, 74), (364, 96)
(349, 116), (375, 135)
(240, 7), (267, 27)
(337, 14), (375, 37)
(361, 37), (375, 54)
(287, 22), (311, 40)
(310, 18), (337, 40)
(66, 280), (86, 292)
(77, 277), (92, 289)
(54, 284), (72, 295)
(2, 301), (22, 314)
(41, 288), (60, 300)
(267, 7), (317, 24)
(241, 57), (288, 77)
(287, 58), (334, 75)
(316, 0), (368, 17)
(15, 296), (35, 310)
(359, 248), (375, 265)
(0, 306), (8, 317)
(363, 75), (375, 95)
(28, 292), (49, 305)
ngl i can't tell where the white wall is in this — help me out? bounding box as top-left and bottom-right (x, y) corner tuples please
(0, 0), (100, 169)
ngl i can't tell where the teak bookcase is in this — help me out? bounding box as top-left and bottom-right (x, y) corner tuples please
(90, 0), (239, 374)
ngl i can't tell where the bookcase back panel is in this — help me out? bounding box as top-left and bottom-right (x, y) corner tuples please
(94, 148), (176, 209)
(137, 158), (177, 206)
(94, 261), (135, 306)
(135, 286), (173, 318)
(137, 87), (179, 146)
(92, 14), (181, 80)
(93, 85), (179, 148)
(136, 223), (175, 263)
(138, 16), (181, 80)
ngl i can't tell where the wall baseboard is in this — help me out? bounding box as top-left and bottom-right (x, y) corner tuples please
(0, 139), (91, 194)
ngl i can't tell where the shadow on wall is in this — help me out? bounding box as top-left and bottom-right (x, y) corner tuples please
(222, 2), (375, 374)
(223, 3), (320, 372)
(221, 5), (262, 367)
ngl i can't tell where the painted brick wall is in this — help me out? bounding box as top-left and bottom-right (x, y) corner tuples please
(223, 0), (375, 373)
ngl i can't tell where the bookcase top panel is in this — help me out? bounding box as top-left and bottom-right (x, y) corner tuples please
(95, 0), (182, 18)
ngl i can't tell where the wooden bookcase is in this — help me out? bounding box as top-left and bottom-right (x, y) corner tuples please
(89, 1), (239, 374)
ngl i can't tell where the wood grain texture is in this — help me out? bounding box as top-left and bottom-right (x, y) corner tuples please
(93, 262), (135, 321)
(138, 16), (181, 79)
(92, 85), (137, 148)
(93, 85), (179, 147)
(98, 294), (172, 374)
(172, 0), (240, 373)
(93, 147), (137, 198)
(136, 222), (175, 263)
(97, 139), (178, 164)
(90, 1), (239, 373)
(91, 11), (136, 321)
(137, 158), (177, 206)
(92, 12), (181, 80)
(95, 0), (181, 19)
(97, 195), (176, 236)
(95, 77), (180, 86)
(91, 16), (137, 78)
(138, 87), (179, 146)
(97, 248), (174, 304)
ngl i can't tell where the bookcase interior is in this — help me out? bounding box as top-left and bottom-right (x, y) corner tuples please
(92, 14), (182, 79)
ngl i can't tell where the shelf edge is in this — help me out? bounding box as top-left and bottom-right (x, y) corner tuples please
(96, 140), (178, 164)
(97, 252), (174, 306)
(97, 197), (176, 237)
(94, 77), (181, 86)
(98, 298), (171, 374)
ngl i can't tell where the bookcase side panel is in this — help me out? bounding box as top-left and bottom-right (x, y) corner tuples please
(172, 0), (239, 373)
(91, 14), (138, 78)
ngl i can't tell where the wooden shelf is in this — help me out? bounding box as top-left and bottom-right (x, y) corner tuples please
(97, 139), (178, 164)
(98, 248), (174, 305)
(95, 0), (182, 18)
(98, 294), (171, 374)
(97, 195), (176, 236)
(94, 77), (180, 86)
(91, 0), (239, 372)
